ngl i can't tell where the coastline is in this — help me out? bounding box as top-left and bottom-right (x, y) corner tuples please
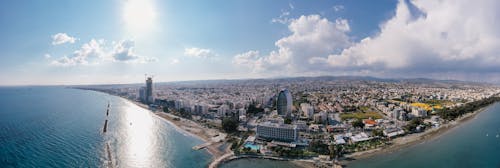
(128, 98), (232, 159)
(342, 105), (488, 163)
(215, 154), (316, 168)
(80, 88), (496, 168)
(84, 89), (232, 167)
(215, 106), (491, 168)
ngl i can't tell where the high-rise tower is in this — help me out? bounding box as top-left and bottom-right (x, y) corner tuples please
(145, 76), (154, 104)
(277, 89), (292, 117)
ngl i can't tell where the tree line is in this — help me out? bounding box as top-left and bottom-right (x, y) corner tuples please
(437, 96), (500, 121)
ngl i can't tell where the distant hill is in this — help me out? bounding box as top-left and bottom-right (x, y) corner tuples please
(72, 75), (496, 88)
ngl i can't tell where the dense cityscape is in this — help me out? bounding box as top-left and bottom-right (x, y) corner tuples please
(81, 76), (500, 167)
(3, 0), (500, 167)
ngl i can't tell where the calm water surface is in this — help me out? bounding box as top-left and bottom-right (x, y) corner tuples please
(0, 87), (211, 167)
(348, 103), (500, 168)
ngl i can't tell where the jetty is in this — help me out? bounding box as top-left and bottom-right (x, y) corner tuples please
(105, 142), (114, 168)
(192, 142), (214, 150)
(103, 119), (108, 133)
(106, 102), (110, 116)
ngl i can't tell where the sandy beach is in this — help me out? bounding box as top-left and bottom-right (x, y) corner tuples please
(93, 89), (493, 168)
(128, 99), (235, 167)
(343, 106), (487, 162)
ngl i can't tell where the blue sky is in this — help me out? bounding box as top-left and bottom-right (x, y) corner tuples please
(1, 0), (499, 85)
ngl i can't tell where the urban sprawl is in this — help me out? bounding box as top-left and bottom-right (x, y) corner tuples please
(88, 76), (500, 167)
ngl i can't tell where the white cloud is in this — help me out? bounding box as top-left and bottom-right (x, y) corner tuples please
(335, 18), (350, 32)
(51, 39), (157, 66)
(235, 14), (351, 73)
(318, 0), (500, 75)
(51, 33), (77, 45)
(111, 40), (140, 62)
(51, 39), (105, 66)
(271, 11), (291, 24)
(236, 0), (500, 81)
(333, 5), (344, 12)
(44, 54), (51, 59)
(184, 47), (217, 58)
(272, 3), (295, 24)
(233, 50), (263, 72)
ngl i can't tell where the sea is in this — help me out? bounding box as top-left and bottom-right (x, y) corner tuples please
(347, 102), (500, 168)
(0, 86), (211, 167)
(1, 86), (500, 168)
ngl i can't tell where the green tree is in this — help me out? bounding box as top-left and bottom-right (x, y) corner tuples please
(352, 119), (365, 128)
(284, 117), (292, 124)
(222, 118), (238, 133)
(404, 118), (423, 132)
(372, 128), (384, 137)
(247, 103), (264, 114)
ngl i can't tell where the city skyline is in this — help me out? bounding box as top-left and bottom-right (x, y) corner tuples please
(2, 0), (500, 85)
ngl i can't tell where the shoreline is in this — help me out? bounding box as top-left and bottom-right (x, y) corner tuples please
(83, 89), (232, 167)
(218, 105), (491, 168)
(215, 155), (316, 168)
(80, 88), (495, 168)
(342, 105), (488, 163)
(127, 98), (232, 158)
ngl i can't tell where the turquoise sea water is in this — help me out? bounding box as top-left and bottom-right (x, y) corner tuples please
(0, 87), (211, 167)
(348, 103), (500, 168)
(2, 86), (499, 168)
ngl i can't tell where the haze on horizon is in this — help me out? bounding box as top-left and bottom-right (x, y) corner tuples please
(1, 0), (500, 85)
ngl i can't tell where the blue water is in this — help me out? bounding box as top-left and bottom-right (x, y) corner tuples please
(243, 143), (260, 150)
(0, 87), (211, 167)
(220, 158), (301, 168)
(348, 103), (500, 168)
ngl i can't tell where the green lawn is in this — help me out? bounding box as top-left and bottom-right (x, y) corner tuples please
(340, 112), (383, 120)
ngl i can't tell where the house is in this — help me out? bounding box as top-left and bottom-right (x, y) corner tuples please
(363, 119), (377, 127)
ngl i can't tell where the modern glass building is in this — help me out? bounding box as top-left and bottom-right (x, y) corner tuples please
(277, 89), (292, 117)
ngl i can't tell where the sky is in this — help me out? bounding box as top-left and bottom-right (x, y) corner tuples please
(1, 0), (500, 85)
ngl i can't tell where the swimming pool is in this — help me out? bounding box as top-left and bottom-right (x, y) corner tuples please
(243, 142), (260, 150)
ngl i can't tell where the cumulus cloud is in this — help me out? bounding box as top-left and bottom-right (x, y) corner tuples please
(235, 0), (500, 81)
(318, 0), (500, 74)
(51, 39), (105, 66)
(51, 33), (77, 45)
(51, 39), (156, 66)
(234, 14), (351, 73)
(233, 50), (263, 72)
(44, 54), (51, 59)
(111, 40), (140, 61)
(184, 47), (217, 58)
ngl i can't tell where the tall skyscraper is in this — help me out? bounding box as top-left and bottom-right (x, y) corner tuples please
(277, 89), (292, 117)
(145, 77), (154, 104)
